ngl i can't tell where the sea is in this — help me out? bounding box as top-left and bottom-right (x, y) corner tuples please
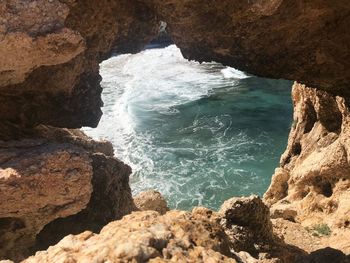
(84, 45), (293, 210)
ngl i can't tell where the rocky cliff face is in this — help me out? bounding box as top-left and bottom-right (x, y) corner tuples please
(1, 2), (157, 257)
(1, 0), (349, 128)
(13, 196), (349, 263)
(16, 197), (312, 263)
(1, 0), (350, 262)
(265, 82), (350, 253)
(0, 0), (158, 128)
(0, 126), (134, 261)
(143, 0), (350, 94)
(0, 137), (92, 260)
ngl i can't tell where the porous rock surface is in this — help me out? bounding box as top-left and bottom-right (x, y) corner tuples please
(0, 138), (92, 261)
(219, 196), (275, 255)
(144, 0), (350, 94)
(0, 126), (133, 261)
(0, 0), (158, 128)
(22, 210), (236, 263)
(134, 190), (170, 215)
(219, 196), (308, 263)
(17, 197), (309, 263)
(1, 1), (350, 128)
(1, 0), (350, 262)
(265, 82), (350, 254)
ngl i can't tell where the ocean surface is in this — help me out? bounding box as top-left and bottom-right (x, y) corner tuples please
(84, 45), (293, 210)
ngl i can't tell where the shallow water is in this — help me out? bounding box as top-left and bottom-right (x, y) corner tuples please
(84, 45), (293, 210)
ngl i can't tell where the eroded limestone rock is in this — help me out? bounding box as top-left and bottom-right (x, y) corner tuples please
(0, 139), (92, 261)
(1, 1), (350, 128)
(219, 196), (305, 262)
(0, 0), (159, 128)
(1, 1), (350, 262)
(134, 190), (170, 215)
(17, 197), (314, 263)
(0, 126), (133, 261)
(22, 210), (236, 263)
(265, 82), (350, 253)
(219, 196), (274, 253)
(143, 0), (350, 93)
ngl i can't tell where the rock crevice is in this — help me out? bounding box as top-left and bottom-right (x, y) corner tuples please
(265, 82), (350, 254)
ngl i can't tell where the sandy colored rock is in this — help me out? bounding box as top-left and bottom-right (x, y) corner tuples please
(143, 0), (350, 93)
(219, 196), (307, 262)
(18, 197), (321, 263)
(22, 210), (236, 263)
(0, 0), (159, 128)
(270, 204), (298, 222)
(0, 1), (350, 262)
(219, 196), (274, 255)
(1, 1), (350, 128)
(272, 218), (323, 253)
(0, 139), (93, 261)
(265, 82), (350, 254)
(0, 0), (85, 87)
(0, 29), (85, 88)
(0, 126), (133, 261)
(272, 218), (350, 263)
(134, 190), (170, 215)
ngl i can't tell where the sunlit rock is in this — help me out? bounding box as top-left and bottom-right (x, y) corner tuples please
(134, 190), (170, 215)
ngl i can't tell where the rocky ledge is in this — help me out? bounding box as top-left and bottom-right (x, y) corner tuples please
(5, 196), (349, 263)
(7, 197), (308, 263)
(265, 82), (350, 254)
(0, 126), (134, 261)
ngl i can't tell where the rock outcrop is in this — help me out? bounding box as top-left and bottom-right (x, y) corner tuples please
(0, 126), (133, 261)
(219, 196), (308, 262)
(14, 197), (311, 263)
(0, 138), (93, 261)
(219, 196), (275, 255)
(0, 0), (158, 128)
(143, 0), (350, 94)
(265, 82), (350, 254)
(1, 1), (350, 128)
(272, 217), (350, 261)
(1, 0), (350, 262)
(134, 190), (170, 215)
(21, 210), (235, 263)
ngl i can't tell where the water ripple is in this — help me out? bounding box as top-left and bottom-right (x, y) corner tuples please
(84, 45), (293, 210)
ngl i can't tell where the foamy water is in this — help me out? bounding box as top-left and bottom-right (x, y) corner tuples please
(84, 45), (293, 210)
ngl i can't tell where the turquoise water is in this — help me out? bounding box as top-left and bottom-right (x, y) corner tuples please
(84, 45), (293, 210)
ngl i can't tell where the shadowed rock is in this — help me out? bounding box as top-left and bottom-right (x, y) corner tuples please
(219, 196), (274, 255)
(0, 126), (133, 261)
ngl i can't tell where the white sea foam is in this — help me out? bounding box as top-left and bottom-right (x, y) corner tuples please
(221, 67), (250, 79)
(84, 45), (290, 210)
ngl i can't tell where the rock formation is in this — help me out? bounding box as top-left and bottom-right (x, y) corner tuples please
(0, 126), (134, 261)
(134, 190), (170, 215)
(11, 196), (346, 263)
(11, 197), (314, 263)
(1, 0), (350, 262)
(0, 137), (93, 260)
(220, 196), (275, 255)
(0, 0), (158, 128)
(143, 0), (350, 94)
(265, 82), (350, 254)
(1, 0), (349, 128)
(21, 210), (235, 263)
